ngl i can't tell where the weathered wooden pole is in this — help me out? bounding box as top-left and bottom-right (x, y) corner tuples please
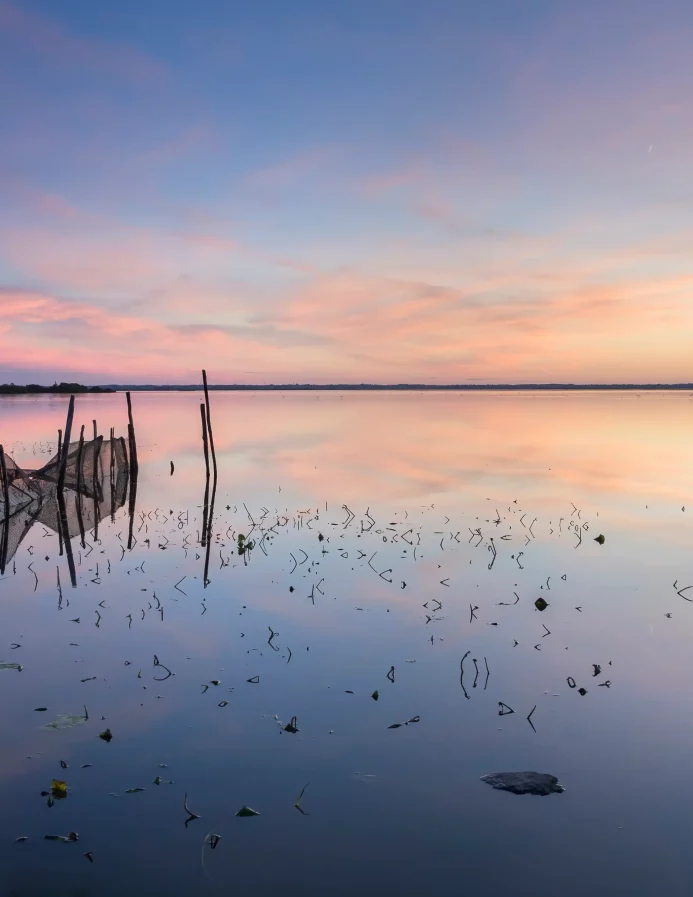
(202, 370), (217, 480)
(57, 489), (77, 587)
(126, 392), (138, 477)
(109, 427), (116, 521)
(92, 420), (102, 540)
(0, 444), (10, 575)
(75, 425), (86, 548)
(203, 467), (217, 588)
(57, 395), (75, 492)
(76, 425), (85, 493)
(200, 403), (210, 549)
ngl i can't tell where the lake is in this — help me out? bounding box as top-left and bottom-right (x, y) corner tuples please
(1, 389), (693, 897)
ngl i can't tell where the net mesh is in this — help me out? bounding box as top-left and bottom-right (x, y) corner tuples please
(1, 436), (129, 568)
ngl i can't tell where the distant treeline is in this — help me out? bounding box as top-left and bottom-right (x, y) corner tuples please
(0, 382), (114, 395)
(105, 383), (693, 392)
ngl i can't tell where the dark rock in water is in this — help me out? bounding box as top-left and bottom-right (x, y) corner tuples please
(480, 771), (564, 796)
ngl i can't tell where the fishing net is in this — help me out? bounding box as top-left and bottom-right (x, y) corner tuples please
(0, 436), (129, 569)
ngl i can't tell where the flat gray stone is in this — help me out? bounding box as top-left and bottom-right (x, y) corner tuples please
(480, 771), (564, 796)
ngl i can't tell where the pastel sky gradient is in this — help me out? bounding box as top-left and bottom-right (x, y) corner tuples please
(1, 0), (692, 384)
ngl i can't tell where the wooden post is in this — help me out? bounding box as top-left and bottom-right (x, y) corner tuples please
(75, 425), (86, 549)
(92, 420), (102, 540)
(200, 403), (210, 481)
(57, 489), (77, 587)
(202, 370), (217, 480)
(76, 425), (85, 494)
(126, 471), (138, 551)
(126, 392), (138, 477)
(203, 468), (217, 588)
(200, 403), (210, 549)
(0, 444), (10, 575)
(110, 427), (116, 521)
(57, 395), (75, 492)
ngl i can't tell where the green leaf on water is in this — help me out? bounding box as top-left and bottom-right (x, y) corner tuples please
(34, 708), (47, 712)
(125, 787), (145, 793)
(535, 598), (549, 611)
(594, 534), (605, 545)
(152, 776), (162, 785)
(98, 729), (113, 742)
(371, 690), (379, 701)
(0, 661), (23, 671)
(235, 805), (260, 817)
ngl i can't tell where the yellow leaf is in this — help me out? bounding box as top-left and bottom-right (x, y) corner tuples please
(51, 779), (68, 796)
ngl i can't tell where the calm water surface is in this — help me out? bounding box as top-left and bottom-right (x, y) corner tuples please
(1, 390), (693, 897)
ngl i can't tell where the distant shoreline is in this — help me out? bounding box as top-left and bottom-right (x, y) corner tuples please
(106, 383), (693, 392)
(3, 382), (692, 394)
(0, 383), (114, 395)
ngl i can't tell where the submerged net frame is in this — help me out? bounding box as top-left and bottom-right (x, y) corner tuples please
(0, 435), (130, 572)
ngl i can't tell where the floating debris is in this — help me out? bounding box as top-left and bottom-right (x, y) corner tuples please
(45, 707), (89, 730)
(236, 805), (260, 817)
(480, 772), (564, 796)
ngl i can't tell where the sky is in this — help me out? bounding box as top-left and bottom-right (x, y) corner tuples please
(1, 0), (692, 385)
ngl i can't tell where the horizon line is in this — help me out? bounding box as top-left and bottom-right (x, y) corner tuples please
(101, 382), (693, 391)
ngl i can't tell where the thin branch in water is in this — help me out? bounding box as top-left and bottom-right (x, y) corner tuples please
(153, 655), (173, 681)
(184, 793), (200, 827)
(459, 651), (470, 700)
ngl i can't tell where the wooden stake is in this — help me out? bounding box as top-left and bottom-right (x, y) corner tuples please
(92, 420), (102, 540)
(200, 403), (210, 481)
(57, 395), (75, 493)
(126, 392), (138, 476)
(202, 370), (217, 480)
(75, 425), (86, 549)
(57, 489), (77, 587)
(0, 444), (10, 575)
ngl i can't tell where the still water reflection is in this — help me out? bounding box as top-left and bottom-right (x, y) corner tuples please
(1, 390), (692, 897)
